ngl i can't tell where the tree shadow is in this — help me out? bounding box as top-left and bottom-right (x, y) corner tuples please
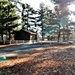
(0, 43), (50, 54)
(0, 45), (75, 75)
(1, 56), (75, 75)
(0, 57), (63, 75)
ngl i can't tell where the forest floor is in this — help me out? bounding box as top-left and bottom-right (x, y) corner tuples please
(0, 44), (75, 75)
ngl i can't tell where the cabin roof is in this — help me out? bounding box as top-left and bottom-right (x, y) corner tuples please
(14, 29), (36, 35)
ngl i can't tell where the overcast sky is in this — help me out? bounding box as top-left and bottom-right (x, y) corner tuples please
(18, 0), (75, 22)
(20, 0), (54, 10)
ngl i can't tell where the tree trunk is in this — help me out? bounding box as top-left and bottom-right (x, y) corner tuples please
(67, 33), (69, 42)
(1, 31), (3, 40)
(66, 26), (69, 42)
(42, 22), (44, 41)
(58, 31), (60, 42)
(63, 32), (65, 42)
(57, 25), (61, 42)
(8, 30), (11, 40)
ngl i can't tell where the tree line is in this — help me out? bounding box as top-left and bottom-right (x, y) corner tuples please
(0, 0), (75, 42)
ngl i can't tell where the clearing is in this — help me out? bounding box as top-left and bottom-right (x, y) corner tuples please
(0, 43), (75, 75)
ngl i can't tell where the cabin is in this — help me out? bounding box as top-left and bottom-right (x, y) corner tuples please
(13, 29), (36, 42)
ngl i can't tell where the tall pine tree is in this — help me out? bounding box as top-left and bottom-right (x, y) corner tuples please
(0, 0), (19, 40)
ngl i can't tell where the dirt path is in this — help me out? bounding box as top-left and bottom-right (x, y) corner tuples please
(0, 45), (75, 75)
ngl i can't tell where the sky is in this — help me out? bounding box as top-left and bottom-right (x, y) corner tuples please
(20, 0), (55, 10)
(68, 3), (75, 22)
(68, 4), (75, 12)
(18, 0), (55, 23)
(18, 0), (75, 23)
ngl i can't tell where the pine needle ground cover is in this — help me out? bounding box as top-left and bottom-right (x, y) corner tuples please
(0, 44), (75, 75)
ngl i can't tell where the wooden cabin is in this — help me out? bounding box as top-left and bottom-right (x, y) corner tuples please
(13, 29), (36, 42)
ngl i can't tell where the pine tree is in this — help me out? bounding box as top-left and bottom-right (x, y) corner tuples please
(0, 0), (19, 40)
(20, 3), (36, 30)
(50, 0), (74, 42)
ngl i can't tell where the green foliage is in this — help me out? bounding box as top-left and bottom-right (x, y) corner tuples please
(50, 0), (72, 42)
(0, 0), (19, 40)
(37, 3), (50, 26)
(0, 0), (19, 24)
(19, 3), (36, 30)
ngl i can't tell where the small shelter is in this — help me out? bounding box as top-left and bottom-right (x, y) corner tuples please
(13, 29), (36, 41)
(54, 29), (72, 42)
